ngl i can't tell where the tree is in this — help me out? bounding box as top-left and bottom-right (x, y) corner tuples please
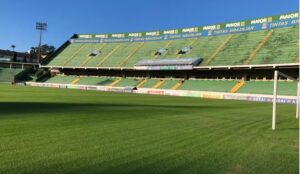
(28, 44), (56, 62)
(29, 44), (56, 56)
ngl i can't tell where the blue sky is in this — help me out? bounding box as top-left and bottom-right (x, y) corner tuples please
(0, 0), (298, 52)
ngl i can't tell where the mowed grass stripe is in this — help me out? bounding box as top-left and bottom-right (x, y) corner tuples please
(0, 84), (298, 174)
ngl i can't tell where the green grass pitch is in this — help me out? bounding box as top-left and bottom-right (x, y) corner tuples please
(0, 84), (298, 174)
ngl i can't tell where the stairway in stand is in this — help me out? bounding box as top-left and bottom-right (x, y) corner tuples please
(152, 80), (165, 89)
(229, 80), (245, 93)
(243, 29), (274, 64)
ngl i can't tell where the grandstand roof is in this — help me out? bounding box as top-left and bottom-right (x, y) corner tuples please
(135, 58), (202, 66)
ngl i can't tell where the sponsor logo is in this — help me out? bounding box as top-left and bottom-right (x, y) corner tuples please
(78, 35), (92, 38)
(279, 13), (299, 20)
(163, 29), (178, 35)
(269, 21), (289, 28)
(95, 34), (108, 38)
(203, 25), (221, 30)
(225, 22), (241, 28)
(223, 94), (247, 100)
(182, 27), (198, 33)
(268, 17), (273, 22)
(292, 19), (299, 24)
(107, 87), (125, 93)
(147, 90), (164, 95)
(76, 86), (86, 90)
(251, 18), (267, 24)
(202, 92), (223, 99)
(86, 86), (97, 90)
(111, 33), (125, 38)
(214, 29), (229, 35)
(145, 31), (160, 36)
(128, 33), (142, 37)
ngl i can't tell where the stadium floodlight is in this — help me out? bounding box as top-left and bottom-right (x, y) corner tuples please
(11, 45), (16, 52)
(156, 48), (167, 55)
(90, 50), (100, 56)
(179, 46), (192, 54)
(36, 22), (47, 62)
(272, 70), (299, 130)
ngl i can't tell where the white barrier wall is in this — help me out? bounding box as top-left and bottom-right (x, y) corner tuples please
(26, 82), (297, 104)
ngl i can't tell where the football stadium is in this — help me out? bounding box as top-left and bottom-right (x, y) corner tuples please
(0, 1), (299, 173)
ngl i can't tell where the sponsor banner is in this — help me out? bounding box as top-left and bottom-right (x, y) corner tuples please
(26, 82), (297, 105)
(180, 27), (199, 33)
(96, 86), (107, 91)
(163, 89), (183, 97)
(223, 94), (248, 101)
(68, 85), (78, 89)
(95, 34), (109, 38)
(202, 92), (223, 99)
(71, 39), (100, 43)
(277, 98), (297, 104)
(134, 88), (148, 94)
(247, 96), (296, 104)
(124, 87), (134, 93)
(147, 90), (164, 95)
(73, 18), (296, 44)
(76, 86), (86, 90)
(275, 12), (299, 21)
(185, 91), (202, 97)
(29, 82), (39, 87)
(59, 84), (68, 88)
(86, 86), (97, 91)
(106, 87), (123, 92)
(127, 32), (143, 37)
(49, 84), (60, 88)
(74, 12), (298, 43)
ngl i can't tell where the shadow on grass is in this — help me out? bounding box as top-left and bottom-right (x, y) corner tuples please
(280, 128), (299, 130)
(0, 102), (233, 116)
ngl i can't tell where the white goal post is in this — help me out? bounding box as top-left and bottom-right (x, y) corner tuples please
(272, 70), (299, 130)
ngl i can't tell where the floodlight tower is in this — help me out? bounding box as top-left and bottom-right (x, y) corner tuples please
(11, 45), (16, 52)
(36, 22), (47, 62)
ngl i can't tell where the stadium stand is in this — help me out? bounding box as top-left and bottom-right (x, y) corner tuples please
(229, 80), (245, 93)
(178, 79), (237, 92)
(0, 68), (23, 82)
(70, 77), (81, 84)
(152, 80), (165, 89)
(237, 81), (297, 96)
(101, 43), (142, 67)
(171, 81), (184, 90)
(159, 79), (180, 89)
(249, 26), (299, 64)
(76, 76), (116, 86)
(45, 25), (298, 68)
(46, 75), (76, 84)
(110, 78), (123, 87)
(43, 75), (297, 96)
(136, 79), (148, 87)
(37, 12), (299, 99)
(115, 78), (141, 87)
(2, 68), (26, 82)
(139, 79), (161, 88)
